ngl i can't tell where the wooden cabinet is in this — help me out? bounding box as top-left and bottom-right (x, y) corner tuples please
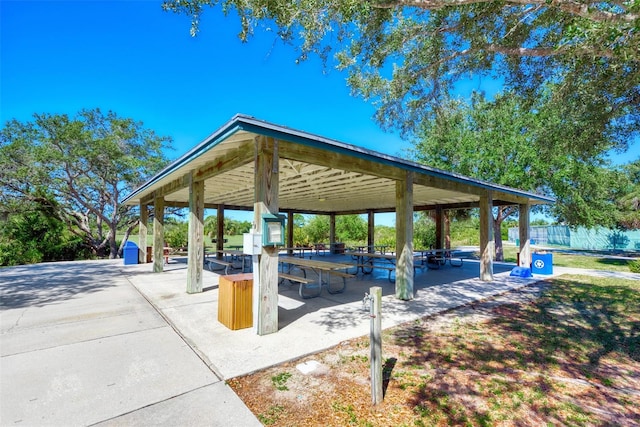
(217, 273), (253, 330)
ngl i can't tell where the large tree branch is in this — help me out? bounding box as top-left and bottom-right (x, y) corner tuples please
(374, 0), (638, 23)
(409, 41), (620, 80)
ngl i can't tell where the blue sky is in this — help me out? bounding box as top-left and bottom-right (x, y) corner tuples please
(2, 0), (416, 157)
(2, 1), (635, 226)
(2, 1), (419, 225)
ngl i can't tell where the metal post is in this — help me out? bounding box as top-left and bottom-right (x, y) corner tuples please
(369, 286), (383, 405)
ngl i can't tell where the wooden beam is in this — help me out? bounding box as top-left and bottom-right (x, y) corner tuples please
(187, 176), (205, 293)
(479, 192), (494, 281)
(287, 211), (294, 251)
(279, 143), (405, 181)
(367, 210), (375, 249)
(519, 204), (531, 268)
(217, 204), (224, 257)
(413, 173), (536, 205)
(153, 196), (165, 273)
(138, 203), (148, 263)
(253, 137), (279, 336)
(435, 205), (444, 250)
(160, 202), (253, 211)
(329, 214), (336, 247)
(395, 172), (414, 300)
(140, 142), (255, 204)
(192, 142), (255, 182)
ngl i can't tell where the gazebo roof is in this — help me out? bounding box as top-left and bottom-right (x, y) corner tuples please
(123, 114), (554, 212)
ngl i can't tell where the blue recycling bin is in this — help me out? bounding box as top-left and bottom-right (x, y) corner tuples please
(531, 252), (553, 275)
(123, 241), (139, 265)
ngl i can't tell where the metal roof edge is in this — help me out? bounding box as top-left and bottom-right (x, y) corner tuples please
(124, 113), (555, 205)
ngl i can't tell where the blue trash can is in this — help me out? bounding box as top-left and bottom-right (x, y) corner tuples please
(123, 241), (139, 265)
(531, 252), (552, 275)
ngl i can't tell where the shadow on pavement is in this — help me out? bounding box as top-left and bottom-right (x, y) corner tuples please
(0, 261), (121, 309)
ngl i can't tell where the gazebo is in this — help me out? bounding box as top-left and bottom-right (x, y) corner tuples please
(123, 114), (553, 335)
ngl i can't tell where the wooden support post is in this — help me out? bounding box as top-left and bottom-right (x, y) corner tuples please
(217, 204), (224, 258)
(395, 172), (414, 300)
(329, 213), (336, 249)
(287, 211), (294, 252)
(153, 196), (165, 273)
(253, 136), (279, 335)
(435, 205), (444, 250)
(187, 176), (205, 293)
(369, 286), (383, 405)
(479, 192), (494, 281)
(367, 210), (375, 251)
(138, 203), (148, 263)
(519, 204), (531, 267)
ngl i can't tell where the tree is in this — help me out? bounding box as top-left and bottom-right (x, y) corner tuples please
(413, 212), (436, 250)
(163, 0), (639, 153)
(164, 218), (189, 249)
(336, 214), (367, 242)
(615, 159), (640, 230)
(204, 214), (218, 239)
(408, 90), (621, 260)
(0, 109), (172, 259)
(304, 215), (330, 243)
(0, 191), (89, 265)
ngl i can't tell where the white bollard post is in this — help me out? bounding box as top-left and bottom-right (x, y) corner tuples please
(369, 286), (383, 405)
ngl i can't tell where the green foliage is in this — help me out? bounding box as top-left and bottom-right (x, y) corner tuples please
(1, 108), (172, 259)
(164, 221), (189, 249)
(413, 212), (435, 250)
(375, 225), (395, 249)
(303, 215), (330, 243)
(629, 259), (640, 273)
(408, 90), (628, 231)
(336, 215), (367, 242)
(204, 215), (218, 239)
(450, 217), (481, 247)
(270, 371), (292, 391)
(165, 0), (638, 155)
(0, 194), (91, 266)
(614, 159), (640, 230)
(203, 215), (252, 240)
(292, 214), (311, 246)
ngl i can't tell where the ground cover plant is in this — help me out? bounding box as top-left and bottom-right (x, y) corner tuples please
(228, 275), (640, 426)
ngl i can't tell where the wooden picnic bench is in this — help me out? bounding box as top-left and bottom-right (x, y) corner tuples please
(415, 249), (464, 269)
(278, 256), (354, 298)
(344, 251), (427, 282)
(205, 258), (233, 275)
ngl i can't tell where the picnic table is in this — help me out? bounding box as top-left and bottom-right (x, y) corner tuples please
(353, 245), (390, 254)
(414, 249), (464, 269)
(344, 251), (398, 280)
(278, 256), (354, 298)
(205, 249), (251, 274)
(344, 251), (427, 282)
(280, 246), (314, 259)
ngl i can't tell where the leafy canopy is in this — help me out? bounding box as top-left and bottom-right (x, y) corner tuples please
(164, 0), (639, 151)
(0, 109), (172, 259)
(409, 89), (635, 230)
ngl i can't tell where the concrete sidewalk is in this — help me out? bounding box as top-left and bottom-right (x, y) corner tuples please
(123, 257), (543, 379)
(0, 260), (261, 426)
(122, 257), (639, 380)
(3, 257), (637, 426)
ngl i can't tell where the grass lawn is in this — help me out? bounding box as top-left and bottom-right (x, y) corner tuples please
(229, 275), (640, 426)
(496, 245), (637, 273)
